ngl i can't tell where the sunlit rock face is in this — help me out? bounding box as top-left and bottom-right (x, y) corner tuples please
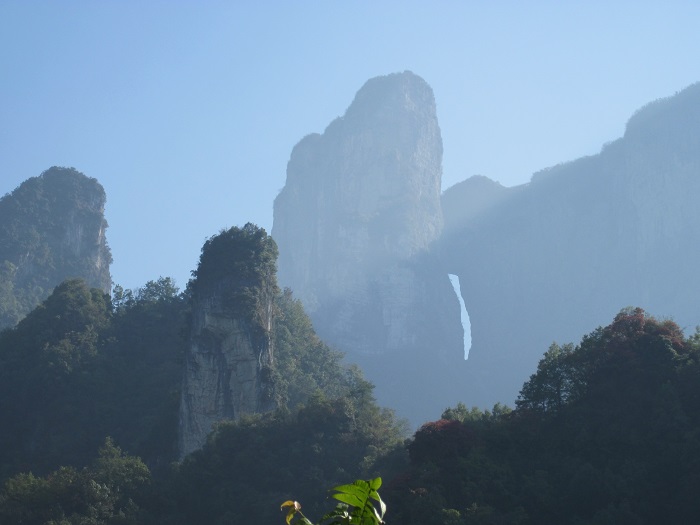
(273, 72), (464, 425)
(0, 167), (112, 329)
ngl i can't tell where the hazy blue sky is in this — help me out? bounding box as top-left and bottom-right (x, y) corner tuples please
(2, 2), (699, 290)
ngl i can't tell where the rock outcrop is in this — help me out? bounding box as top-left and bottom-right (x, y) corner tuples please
(179, 225), (277, 457)
(273, 72), (464, 425)
(442, 81), (700, 407)
(0, 167), (112, 329)
(274, 74), (700, 420)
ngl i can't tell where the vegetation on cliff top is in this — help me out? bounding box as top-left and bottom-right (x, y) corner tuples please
(0, 222), (409, 525)
(0, 167), (112, 330)
(2, 275), (700, 524)
(189, 223), (279, 333)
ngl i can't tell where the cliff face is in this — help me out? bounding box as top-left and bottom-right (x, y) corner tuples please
(442, 81), (700, 407)
(273, 72), (464, 425)
(179, 225), (277, 457)
(274, 74), (700, 420)
(0, 167), (112, 329)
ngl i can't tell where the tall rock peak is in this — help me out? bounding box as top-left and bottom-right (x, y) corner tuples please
(0, 167), (112, 329)
(274, 71), (444, 312)
(273, 72), (463, 425)
(179, 224), (278, 457)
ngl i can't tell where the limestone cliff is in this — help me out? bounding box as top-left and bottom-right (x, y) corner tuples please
(273, 74), (700, 420)
(441, 81), (700, 408)
(0, 167), (112, 329)
(273, 72), (464, 425)
(179, 225), (277, 457)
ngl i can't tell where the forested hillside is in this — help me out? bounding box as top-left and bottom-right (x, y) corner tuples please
(0, 224), (408, 524)
(3, 298), (699, 524)
(4, 78), (700, 523)
(385, 308), (700, 524)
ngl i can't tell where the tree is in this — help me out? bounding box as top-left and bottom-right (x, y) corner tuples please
(189, 223), (279, 330)
(0, 438), (150, 525)
(273, 288), (351, 409)
(515, 343), (578, 414)
(0, 279), (111, 476)
(163, 387), (404, 525)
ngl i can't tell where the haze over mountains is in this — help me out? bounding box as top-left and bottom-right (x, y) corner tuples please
(443, 81), (700, 408)
(273, 72), (464, 425)
(274, 72), (700, 423)
(2, 73), (700, 428)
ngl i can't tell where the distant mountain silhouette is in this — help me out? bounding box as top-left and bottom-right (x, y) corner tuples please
(442, 82), (700, 407)
(274, 72), (700, 420)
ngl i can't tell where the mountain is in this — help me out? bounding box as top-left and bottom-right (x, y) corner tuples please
(0, 167), (112, 329)
(442, 81), (700, 407)
(273, 71), (464, 425)
(441, 174), (517, 235)
(178, 224), (278, 457)
(274, 73), (700, 416)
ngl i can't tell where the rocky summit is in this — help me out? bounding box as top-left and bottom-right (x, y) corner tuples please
(273, 72), (464, 425)
(0, 167), (112, 329)
(178, 225), (277, 457)
(274, 74), (700, 421)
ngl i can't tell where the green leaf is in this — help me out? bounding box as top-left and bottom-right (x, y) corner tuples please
(333, 480), (370, 498)
(331, 492), (365, 508)
(329, 478), (385, 525)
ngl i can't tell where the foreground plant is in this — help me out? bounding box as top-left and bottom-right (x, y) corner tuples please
(281, 477), (386, 525)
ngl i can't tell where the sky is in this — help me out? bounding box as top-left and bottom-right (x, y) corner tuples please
(1, 1), (699, 291)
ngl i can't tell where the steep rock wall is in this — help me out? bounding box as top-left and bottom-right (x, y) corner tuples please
(179, 225), (277, 457)
(0, 167), (112, 329)
(179, 290), (274, 457)
(441, 81), (700, 408)
(273, 72), (463, 425)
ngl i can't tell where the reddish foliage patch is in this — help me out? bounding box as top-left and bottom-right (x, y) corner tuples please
(408, 419), (476, 464)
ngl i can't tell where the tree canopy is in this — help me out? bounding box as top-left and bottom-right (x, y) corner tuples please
(386, 308), (700, 524)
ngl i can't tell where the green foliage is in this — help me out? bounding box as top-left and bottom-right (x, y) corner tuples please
(387, 307), (700, 524)
(0, 279), (112, 476)
(102, 278), (187, 468)
(7, 283), (700, 524)
(0, 438), (150, 525)
(0, 219), (414, 524)
(442, 402), (512, 424)
(0, 277), (187, 479)
(159, 386), (405, 525)
(273, 288), (364, 409)
(515, 342), (578, 414)
(189, 223), (279, 334)
(282, 477), (386, 525)
(0, 167), (112, 330)
(112, 277), (181, 311)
